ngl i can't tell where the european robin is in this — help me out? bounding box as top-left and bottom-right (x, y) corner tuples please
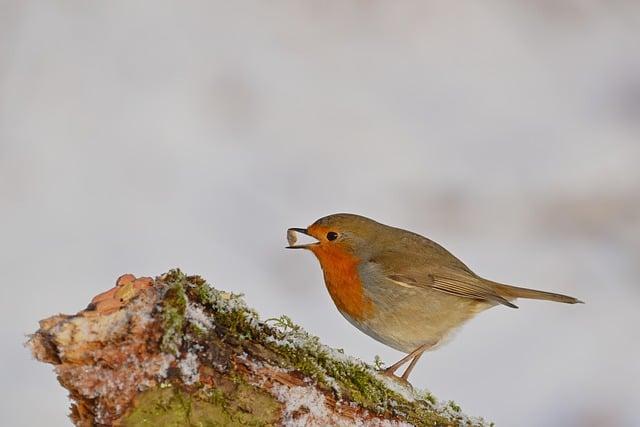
(286, 213), (583, 382)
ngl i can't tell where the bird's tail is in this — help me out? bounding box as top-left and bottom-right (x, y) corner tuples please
(486, 280), (584, 305)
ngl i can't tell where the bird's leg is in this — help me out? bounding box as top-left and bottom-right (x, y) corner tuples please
(382, 343), (430, 378)
(400, 351), (424, 381)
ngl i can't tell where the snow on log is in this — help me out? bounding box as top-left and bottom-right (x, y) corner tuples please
(27, 270), (490, 426)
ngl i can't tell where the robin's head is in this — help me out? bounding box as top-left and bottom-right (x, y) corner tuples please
(287, 213), (383, 258)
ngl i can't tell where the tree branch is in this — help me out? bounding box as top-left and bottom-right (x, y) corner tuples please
(27, 270), (490, 426)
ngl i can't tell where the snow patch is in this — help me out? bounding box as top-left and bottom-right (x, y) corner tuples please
(155, 353), (175, 380)
(178, 351), (200, 385)
(434, 400), (489, 426)
(271, 383), (330, 426)
(270, 383), (414, 427)
(374, 373), (418, 403)
(186, 302), (214, 330)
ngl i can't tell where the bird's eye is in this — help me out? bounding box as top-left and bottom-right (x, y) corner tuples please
(326, 231), (338, 241)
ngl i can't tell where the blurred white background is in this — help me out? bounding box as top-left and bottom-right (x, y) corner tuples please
(1, 1), (639, 426)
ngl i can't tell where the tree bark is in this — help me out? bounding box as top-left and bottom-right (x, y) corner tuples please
(27, 270), (489, 426)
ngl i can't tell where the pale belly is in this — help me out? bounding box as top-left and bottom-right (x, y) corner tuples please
(339, 282), (493, 353)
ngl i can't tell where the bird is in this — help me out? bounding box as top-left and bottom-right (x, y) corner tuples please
(286, 213), (583, 383)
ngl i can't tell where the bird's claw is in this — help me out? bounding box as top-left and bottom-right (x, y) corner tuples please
(378, 368), (413, 389)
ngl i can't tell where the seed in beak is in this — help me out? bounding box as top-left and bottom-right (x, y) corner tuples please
(287, 229), (298, 246)
(286, 228), (319, 249)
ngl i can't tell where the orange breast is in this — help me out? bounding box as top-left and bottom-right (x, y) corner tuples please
(311, 245), (373, 321)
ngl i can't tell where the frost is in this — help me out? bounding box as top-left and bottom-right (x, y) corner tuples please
(178, 351), (200, 385)
(186, 302), (214, 330)
(433, 400), (490, 426)
(154, 353), (175, 380)
(271, 383), (330, 426)
(374, 373), (418, 403)
(270, 384), (415, 427)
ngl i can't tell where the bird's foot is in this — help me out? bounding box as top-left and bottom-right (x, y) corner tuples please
(378, 367), (413, 389)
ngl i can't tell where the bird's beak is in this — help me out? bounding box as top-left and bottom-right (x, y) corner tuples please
(286, 227), (319, 249)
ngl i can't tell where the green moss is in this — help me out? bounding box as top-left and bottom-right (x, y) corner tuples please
(153, 270), (485, 426)
(265, 332), (452, 425)
(123, 383), (281, 426)
(123, 386), (190, 426)
(181, 273), (258, 342)
(448, 400), (462, 413)
(190, 275), (213, 306)
(187, 323), (208, 340)
(373, 355), (385, 370)
(160, 272), (188, 355)
(249, 316), (454, 425)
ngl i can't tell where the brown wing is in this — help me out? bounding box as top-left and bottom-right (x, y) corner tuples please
(374, 248), (518, 308)
(429, 267), (518, 308)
